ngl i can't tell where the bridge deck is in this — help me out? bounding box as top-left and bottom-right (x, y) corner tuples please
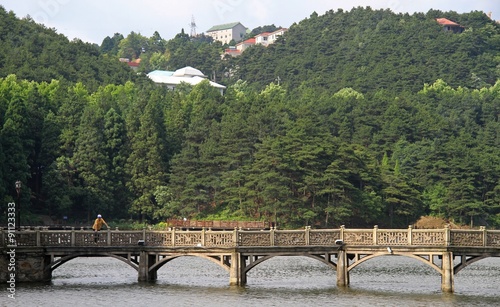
(2, 225), (500, 249)
(2, 226), (500, 293)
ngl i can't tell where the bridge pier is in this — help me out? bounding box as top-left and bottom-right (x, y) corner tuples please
(336, 250), (349, 287)
(0, 248), (52, 282)
(138, 251), (157, 282)
(229, 251), (244, 286)
(441, 252), (454, 293)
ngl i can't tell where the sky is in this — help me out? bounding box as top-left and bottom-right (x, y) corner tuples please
(1, 0), (499, 44)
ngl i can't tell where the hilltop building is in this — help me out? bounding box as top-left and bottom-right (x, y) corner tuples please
(119, 58), (141, 71)
(436, 18), (464, 33)
(147, 66), (226, 94)
(255, 28), (288, 46)
(223, 28), (287, 57)
(206, 22), (248, 45)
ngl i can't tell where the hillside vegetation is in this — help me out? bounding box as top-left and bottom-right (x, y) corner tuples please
(0, 7), (136, 91)
(229, 8), (499, 92)
(0, 6), (499, 229)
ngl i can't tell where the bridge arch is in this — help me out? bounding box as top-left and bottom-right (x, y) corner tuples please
(454, 255), (491, 274)
(148, 254), (231, 276)
(243, 254), (337, 275)
(51, 252), (139, 272)
(347, 252), (442, 275)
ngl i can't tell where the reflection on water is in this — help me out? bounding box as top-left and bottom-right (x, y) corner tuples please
(9, 255), (500, 307)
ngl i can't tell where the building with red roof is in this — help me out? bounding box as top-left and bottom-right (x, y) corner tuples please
(436, 18), (464, 33)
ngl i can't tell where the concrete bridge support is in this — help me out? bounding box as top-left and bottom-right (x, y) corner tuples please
(336, 250), (349, 287)
(0, 248), (51, 282)
(441, 252), (454, 293)
(138, 251), (157, 282)
(229, 251), (243, 286)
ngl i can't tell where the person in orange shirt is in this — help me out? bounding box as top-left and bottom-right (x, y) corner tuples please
(92, 214), (110, 242)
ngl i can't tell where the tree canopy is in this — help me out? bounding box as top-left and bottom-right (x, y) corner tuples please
(1, 6), (499, 229)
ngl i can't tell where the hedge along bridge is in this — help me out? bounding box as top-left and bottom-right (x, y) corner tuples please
(2, 225), (500, 293)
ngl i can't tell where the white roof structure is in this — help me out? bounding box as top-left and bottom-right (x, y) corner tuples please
(172, 66), (206, 78)
(147, 66), (226, 94)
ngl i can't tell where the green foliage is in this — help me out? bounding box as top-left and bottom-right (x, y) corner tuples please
(230, 8), (500, 93)
(1, 6), (500, 230)
(100, 33), (124, 55)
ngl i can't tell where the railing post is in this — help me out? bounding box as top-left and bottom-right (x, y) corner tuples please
(71, 227), (75, 247)
(444, 224), (450, 246)
(36, 229), (41, 246)
(480, 226), (487, 247)
(233, 227), (238, 247)
(305, 226), (310, 245)
(340, 225), (345, 242)
(201, 227), (206, 246)
(408, 225), (413, 246)
(270, 227), (275, 246)
(373, 225), (378, 245)
(107, 228), (112, 246)
(172, 227), (176, 247)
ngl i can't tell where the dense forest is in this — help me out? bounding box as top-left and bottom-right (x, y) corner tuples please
(0, 6), (499, 229)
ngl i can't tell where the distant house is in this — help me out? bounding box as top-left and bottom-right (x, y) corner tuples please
(236, 37), (256, 52)
(255, 28), (288, 46)
(224, 28), (287, 57)
(223, 46), (241, 57)
(206, 22), (248, 44)
(255, 32), (271, 46)
(147, 66), (226, 94)
(267, 28), (287, 44)
(436, 18), (464, 33)
(119, 58), (141, 71)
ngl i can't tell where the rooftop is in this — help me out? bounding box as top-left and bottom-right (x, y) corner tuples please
(172, 66), (206, 77)
(435, 18), (462, 27)
(207, 22), (243, 32)
(147, 66), (226, 90)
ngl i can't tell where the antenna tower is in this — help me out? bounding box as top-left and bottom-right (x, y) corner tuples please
(190, 15), (197, 37)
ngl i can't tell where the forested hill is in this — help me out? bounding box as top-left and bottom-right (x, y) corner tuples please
(1, 6), (500, 230)
(230, 8), (500, 93)
(0, 6), (136, 91)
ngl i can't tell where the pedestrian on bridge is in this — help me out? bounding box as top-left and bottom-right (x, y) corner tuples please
(92, 214), (110, 243)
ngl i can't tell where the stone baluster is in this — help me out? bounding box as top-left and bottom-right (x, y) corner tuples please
(444, 224), (450, 246)
(408, 225), (413, 246)
(71, 227), (75, 247)
(480, 226), (486, 247)
(233, 227), (238, 247)
(107, 228), (111, 246)
(270, 227), (275, 246)
(305, 226), (310, 245)
(36, 229), (41, 246)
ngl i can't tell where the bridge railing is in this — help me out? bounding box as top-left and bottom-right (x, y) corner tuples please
(341, 226), (446, 246)
(2, 226), (500, 248)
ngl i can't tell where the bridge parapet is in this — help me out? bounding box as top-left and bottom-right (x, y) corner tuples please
(2, 226), (500, 248)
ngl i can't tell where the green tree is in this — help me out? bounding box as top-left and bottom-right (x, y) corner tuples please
(118, 31), (149, 59)
(125, 89), (168, 222)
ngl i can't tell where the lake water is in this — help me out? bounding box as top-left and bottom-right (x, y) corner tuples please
(5, 255), (500, 307)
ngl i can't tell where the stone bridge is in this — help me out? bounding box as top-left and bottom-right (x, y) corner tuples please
(2, 225), (500, 293)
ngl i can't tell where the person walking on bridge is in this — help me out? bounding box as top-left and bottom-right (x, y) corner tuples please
(92, 214), (110, 242)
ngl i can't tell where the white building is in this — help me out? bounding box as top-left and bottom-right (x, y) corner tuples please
(255, 28), (287, 46)
(224, 28), (288, 57)
(147, 66), (226, 94)
(267, 28), (287, 44)
(206, 22), (248, 45)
